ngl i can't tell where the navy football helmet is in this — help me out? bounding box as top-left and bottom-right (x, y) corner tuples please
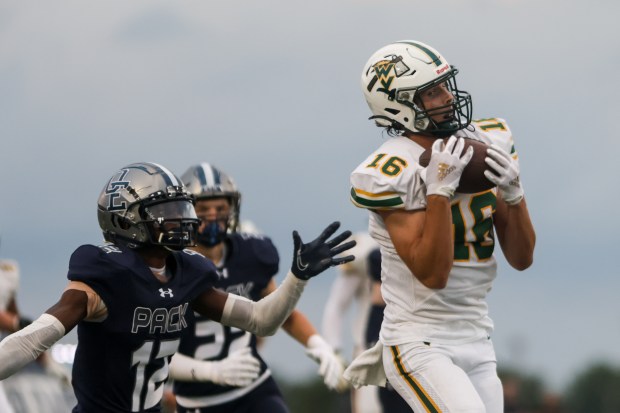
(180, 163), (241, 247)
(97, 162), (199, 250)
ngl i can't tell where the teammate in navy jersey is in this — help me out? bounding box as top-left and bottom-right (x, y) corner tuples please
(167, 163), (348, 413)
(0, 162), (355, 413)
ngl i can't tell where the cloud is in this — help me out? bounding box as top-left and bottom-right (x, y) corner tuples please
(0, 0), (618, 393)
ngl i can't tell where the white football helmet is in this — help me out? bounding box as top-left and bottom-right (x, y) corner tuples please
(97, 162), (199, 250)
(361, 40), (472, 137)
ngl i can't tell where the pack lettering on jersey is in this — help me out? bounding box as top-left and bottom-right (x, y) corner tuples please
(225, 282), (254, 298)
(131, 303), (188, 334)
(67, 244), (217, 413)
(174, 232), (279, 404)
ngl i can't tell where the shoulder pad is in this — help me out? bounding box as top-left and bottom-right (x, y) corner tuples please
(179, 249), (216, 272)
(471, 118), (516, 155)
(230, 232), (279, 270)
(68, 244), (140, 283)
(350, 138), (427, 211)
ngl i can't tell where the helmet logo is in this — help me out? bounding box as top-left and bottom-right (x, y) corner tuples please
(368, 56), (409, 95)
(105, 168), (131, 211)
(373, 60), (396, 90)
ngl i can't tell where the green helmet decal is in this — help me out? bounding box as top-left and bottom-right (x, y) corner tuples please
(397, 41), (443, 67)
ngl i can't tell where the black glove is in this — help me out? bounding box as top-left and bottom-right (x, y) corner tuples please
(18, 316), (33, 330)
(291, 221), (356, 280)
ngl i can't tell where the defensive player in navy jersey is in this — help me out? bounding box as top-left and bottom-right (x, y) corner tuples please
(0, 162), (355, 413)
(167, 163), (347, 413)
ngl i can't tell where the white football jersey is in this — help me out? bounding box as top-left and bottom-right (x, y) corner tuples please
(0, 259), (19, 311)
(350, 118), (516, 345)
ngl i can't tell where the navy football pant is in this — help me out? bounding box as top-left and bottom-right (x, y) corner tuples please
(177, 376), (289, 413)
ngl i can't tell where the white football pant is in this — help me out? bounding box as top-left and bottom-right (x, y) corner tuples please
(383, 337), (502, 413)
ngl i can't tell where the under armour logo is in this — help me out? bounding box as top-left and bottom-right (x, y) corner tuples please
(159, 288), (174, 298)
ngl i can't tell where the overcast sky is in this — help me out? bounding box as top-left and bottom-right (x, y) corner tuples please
(1, 0), (619, 393)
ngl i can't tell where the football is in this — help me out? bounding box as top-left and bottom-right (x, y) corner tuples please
(419, 138), (495, 194)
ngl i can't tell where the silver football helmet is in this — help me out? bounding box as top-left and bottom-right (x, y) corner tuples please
(180, 163), (241, 246)
(361, 40), (472, 137)
(97, 162), (199, 250)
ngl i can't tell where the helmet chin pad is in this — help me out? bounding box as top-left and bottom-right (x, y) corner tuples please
(428, 119), (462, 138)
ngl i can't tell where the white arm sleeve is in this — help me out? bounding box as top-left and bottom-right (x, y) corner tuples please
(321, 273), (362, 351)
(0, 314), (65, 380)
(220, 271), (307, 337)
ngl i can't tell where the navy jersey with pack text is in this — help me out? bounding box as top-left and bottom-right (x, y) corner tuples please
(174, 232), (279, 407)
(68, 243), (218, 413)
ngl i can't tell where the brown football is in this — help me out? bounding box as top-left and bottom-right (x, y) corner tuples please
(419, 138), (495, 194)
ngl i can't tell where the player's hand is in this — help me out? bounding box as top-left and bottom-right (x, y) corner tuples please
(484, 144), (524, 205)
(424, 136), (473, 198)
(209, 347), (261, 387)
(305, 335), (349, 392)
(291, 222), (356, 280)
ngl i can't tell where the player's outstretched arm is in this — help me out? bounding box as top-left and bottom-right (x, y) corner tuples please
(321, 273), (362, 354)
(0, 290), (87, 380)
(194, 222), (356, 337)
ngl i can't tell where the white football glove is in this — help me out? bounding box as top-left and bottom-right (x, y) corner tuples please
(484, 144), (524, 205)
(169, 347), (261, 387)
(424, 136), (474, 198)
(305, 334), (348, 392)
